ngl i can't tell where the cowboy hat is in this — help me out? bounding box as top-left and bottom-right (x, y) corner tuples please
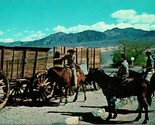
(67, 49), (76, 53)
(145, 50), (151, 54)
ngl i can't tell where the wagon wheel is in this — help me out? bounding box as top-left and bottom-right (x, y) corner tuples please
(31, 72), (56, 102)
(0, 70), (10, 109)
(9, 80), (28, 103)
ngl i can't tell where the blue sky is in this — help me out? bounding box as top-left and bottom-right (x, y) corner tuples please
(0, 0), (155, 42)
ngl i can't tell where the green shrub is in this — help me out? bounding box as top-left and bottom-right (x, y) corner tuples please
(112, 51), (146, 67)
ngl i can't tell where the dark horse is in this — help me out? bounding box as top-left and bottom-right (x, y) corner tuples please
(129, 69), (155, 97)
(149, 73), (155, 97)
(47, 65), (87, 104)
(129, 69), (144, 78)
(86, 68), (152, 124)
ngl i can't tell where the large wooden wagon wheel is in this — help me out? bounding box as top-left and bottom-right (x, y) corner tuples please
(9, 79), (29, 103)
(31, 72), (56, 102)
(0, 70), (10, 109)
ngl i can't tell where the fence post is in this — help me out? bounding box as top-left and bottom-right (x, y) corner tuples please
(93, 48), (96, 68)
(33, 50), (38, 77)
(21, 50), (26, 78)
(76, 48), (78, 64)
(10, 49), (15, 79)
(53, 46), (56, 54)
(81, 48), (82, 64)
(86, 48), (89, 70)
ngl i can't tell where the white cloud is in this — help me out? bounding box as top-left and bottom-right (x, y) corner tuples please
(0, 31), (4, 35)
(112, 9), (155, 24)
(150, 24), (155, 30)
(22, 30), (45, 41)
(53, 23), (114, 33)
(53, 9), (155, 33)
(53, 22), (133, 33)
(0, 38), (14, 42)
(111, 10), (136, 23)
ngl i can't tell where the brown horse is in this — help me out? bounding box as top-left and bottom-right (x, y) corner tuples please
(129, 69), (155, 97)
(86, 68), (152, 124)
(47, 66), (87, 104)
(149, 73), (155, 97)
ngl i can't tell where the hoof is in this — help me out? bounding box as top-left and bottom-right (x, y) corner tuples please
(59, 100), (62, 103)
(134, 117), (140, 121)
(106, 116), (111, 121)
(73, 98), (77, 102)
(112, 114), (117, 119)
(65, 100), (68, 104)
(84, 97), (87, 102)
(142, 120), (147, 124)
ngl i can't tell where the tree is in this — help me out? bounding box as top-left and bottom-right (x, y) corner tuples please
(113, 39), (154, 66)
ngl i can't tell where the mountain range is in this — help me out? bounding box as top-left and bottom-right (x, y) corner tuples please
(0, 27), (155, 48)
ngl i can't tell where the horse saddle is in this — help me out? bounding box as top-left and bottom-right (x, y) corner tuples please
(51, 67), (72, 78)
(120, 78), (134, 86)
(63, 68), (72, 76)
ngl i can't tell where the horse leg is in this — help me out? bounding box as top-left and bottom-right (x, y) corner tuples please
(112, 101), (117, 119)
(68, 86), (74, 96)
(65, 86), (69, 104)
(59, 85), (63, 103)
(106, 99), (112, 121)
(142, 98), (149, 124)
(82, 83), (87, 102)
(134, 100), (143, 121)
(73, 86), (79, 102)
(93, 80), (97, 90)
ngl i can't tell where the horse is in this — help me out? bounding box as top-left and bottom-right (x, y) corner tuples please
(129, 69), (155, 97)
(85, 68), (152, 124)
(149, 73), (155, 97)
(129, 69), (144, 78)
(47, 65), (87, 104)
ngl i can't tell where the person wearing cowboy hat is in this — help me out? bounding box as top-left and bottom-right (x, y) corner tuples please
(61, 49), (78, 87)
(143, 50), (154, 81)
(117, 53), (129, 81)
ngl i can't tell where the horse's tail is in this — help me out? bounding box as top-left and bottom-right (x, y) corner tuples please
(146, 80), (152, 106)
(149, 73), (155, 96)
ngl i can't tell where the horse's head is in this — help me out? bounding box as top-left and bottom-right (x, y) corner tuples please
(85, 68), (105, 84)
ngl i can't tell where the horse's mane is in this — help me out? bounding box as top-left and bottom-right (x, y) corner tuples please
(48, 67), (63, 80)
(96, 68), (116, 80)
(94, 68), (120, 89)
(129, 69), (144, 78)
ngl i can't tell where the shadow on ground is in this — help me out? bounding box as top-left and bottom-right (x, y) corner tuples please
(47, 105), (155, 124)
(6, 99), (60, 107)
(82, 105), (155, 114)
(47, 110), (136, 124)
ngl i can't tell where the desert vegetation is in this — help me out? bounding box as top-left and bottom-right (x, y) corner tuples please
(112, 40), (154, 67)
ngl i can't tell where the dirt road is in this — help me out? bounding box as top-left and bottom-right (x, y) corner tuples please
(0, 89), (155, 124)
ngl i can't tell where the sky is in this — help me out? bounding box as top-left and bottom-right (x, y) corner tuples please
(0, 0), (155, 43)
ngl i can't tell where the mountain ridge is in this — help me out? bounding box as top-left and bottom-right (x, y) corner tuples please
(0, 28), (155, 48)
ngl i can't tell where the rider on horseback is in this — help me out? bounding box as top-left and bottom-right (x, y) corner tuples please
(143, 50), (154, 81)
(61, 49), (78, 87)
(117, 53), (129, 82)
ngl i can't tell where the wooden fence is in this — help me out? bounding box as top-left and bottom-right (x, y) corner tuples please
(53, 46), (101, 69)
